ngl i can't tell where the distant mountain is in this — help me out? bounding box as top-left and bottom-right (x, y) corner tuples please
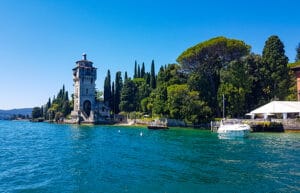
(0, 108), (32, 120)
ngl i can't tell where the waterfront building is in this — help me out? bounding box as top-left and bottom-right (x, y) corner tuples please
(71, 54), (110, 124)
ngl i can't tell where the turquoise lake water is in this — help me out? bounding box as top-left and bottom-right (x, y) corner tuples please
(0, 120), (299, 193)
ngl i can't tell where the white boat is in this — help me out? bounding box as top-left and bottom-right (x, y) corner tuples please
(216, 95), (250, 138)
(217, 120), (251, 138)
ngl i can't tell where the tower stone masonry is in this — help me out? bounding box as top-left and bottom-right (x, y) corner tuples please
(71, 53), (97, 123)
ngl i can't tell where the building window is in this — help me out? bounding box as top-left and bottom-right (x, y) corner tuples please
(86, 89), (88, 94)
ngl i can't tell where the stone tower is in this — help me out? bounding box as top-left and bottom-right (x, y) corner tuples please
(71, 53), (97, 123)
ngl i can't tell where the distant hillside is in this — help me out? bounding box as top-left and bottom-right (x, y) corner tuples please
(0, 108), (32, 120)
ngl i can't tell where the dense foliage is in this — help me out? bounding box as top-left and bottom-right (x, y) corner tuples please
(177, 36), (251, 117)
(32, 85), (72, 121)
(104, 35), (296, 124)
(35, 36), (297, 125)
(261, 35), (289, 100)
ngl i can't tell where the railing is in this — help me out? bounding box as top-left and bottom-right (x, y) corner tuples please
(210, 121), (220, 132)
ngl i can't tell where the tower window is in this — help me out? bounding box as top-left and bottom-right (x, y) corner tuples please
(91, 78), (93, 84)
(86, 89), (88, 94)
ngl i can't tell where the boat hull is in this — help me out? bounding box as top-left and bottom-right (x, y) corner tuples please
(217, 124), (250, 138)
(147, 126), (169, 130)
(218, 129), (250, 138)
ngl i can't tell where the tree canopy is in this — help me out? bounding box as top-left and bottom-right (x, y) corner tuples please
(37, 35), (297, 125)
(262, 35), (289, 100)
(177, 36), (251, 116)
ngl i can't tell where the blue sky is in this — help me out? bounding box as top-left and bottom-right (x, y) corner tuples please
(0, 0), (299, 109)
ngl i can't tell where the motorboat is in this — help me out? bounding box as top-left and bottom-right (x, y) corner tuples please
(217, 119), (250, 138)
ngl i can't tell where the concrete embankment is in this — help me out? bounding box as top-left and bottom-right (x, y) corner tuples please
(246, 119), (300, 132)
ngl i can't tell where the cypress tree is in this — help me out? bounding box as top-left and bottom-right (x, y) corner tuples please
(124, 71), (128, 81)
(115, 72), (123, 114)
(62, 85), (65, 95)
(138, 64), (141, 78)
(40, 105), (44, 118)
(104, 70), (111, 105)
(296, 43), (300, 62)
(120, 79), (138, 112)
(45, 98), (51, 119)
(141, 62), (145, 78)
(262, 35), (289, 100)
(134, 61), (137, 78)
(64, 91), (69, 101)
(150, 60), (156, 89)
(47, 98), (51, 109)
(145, 72), (150, 85)
(111, 81), (115, 113)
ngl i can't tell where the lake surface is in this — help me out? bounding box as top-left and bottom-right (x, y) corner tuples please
(0, 120), (299, 193)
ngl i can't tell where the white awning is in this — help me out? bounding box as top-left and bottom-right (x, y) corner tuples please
(249, 101), (300, 115)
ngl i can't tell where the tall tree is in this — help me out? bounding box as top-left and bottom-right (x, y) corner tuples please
(44, 98), (52, 119)
(32, 107), (42, 119)
(141, 62), (145, 78)
(124, 71), (128, 81)
(137, 64), (141, 78)
(177, 36), (250, 117)
(296, 43), (300, 62)
(149, 85), (168, 116)
(104, 70), (111, 105)
(157, 64), (186, 87)
(133, 78), (151, 111)
(262, 35), (289, 100)
(150, 60), (156, 89)
(115, 71), (123, 114)
(120, 79), (138, 112)
(243, 54), (265, 110)
(134, 61), (137, 78)
(145, 72), (151, 85)
(111, 81), (115, 113)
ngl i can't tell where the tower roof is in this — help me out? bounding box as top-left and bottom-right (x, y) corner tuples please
(76, 53), (93, 67)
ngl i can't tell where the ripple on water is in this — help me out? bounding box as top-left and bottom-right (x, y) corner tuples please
(0, 121), (299, 192)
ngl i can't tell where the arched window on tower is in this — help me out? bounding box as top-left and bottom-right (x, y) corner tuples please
(86, 89), (88, 95)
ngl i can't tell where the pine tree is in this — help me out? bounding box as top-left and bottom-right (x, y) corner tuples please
(262, 35), (289, 100)
(141, 62), (145, 78)
(150, 60), (156, 89)
(104, 70), (111, 105)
